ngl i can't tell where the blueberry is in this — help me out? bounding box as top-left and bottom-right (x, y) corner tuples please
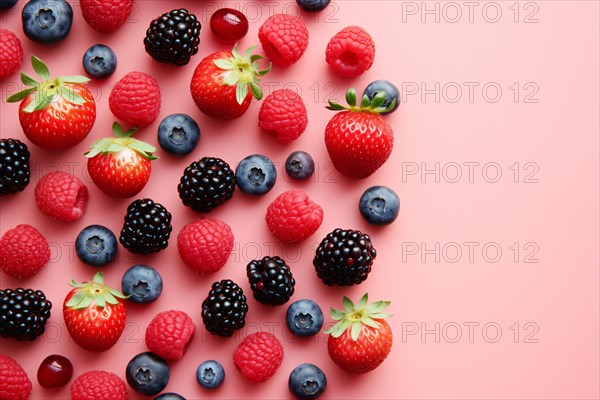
(288, 363), (327, 399)
(82, 44), (117, 79)
(126, 352), (170, 396)
(296, 0), (331, 12)
(75, 225), (117, 267)
(363, 80), (400, 115)
(286, 299), (324, 337)
(157, 114), (201, 156)
(359, 185), (400, 225)
(153, 393), (187, 400)
(285, 151), (315, 181)
(0, 0), (18, 10)
(196, 360), (225, 389)
(22, 0), (73, 44)
(121, 265), (163, 304)
(235, 154), (276, 195)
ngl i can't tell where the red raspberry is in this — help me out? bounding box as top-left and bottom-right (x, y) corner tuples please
(177, 219), (234, 274)
(145, 310), (196, 360)
(233, 332), (283, 382)
(0, 29), (23, 80)
(70, 370), (127, 400)
(0, 354), (32, 400)
(258, 89), (308, 143)
(326, 26), (375, 78)
(80, 0), (135, 32)
(34, 171), (88, 222)
(109, 71), (161, 127)
(266, 189), (323, 243)
(258, 14), (309, 66)
(1, 224), (50, 279)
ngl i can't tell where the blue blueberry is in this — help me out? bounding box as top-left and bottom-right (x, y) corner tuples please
(196, 360), (225, 389)
(75, 225), (117, 267)
(363, 80), (400, 115)
(235, 154), (276, 195)
(288, 363), (327, 399)
(285, 151), (315, 181)
(359, 186), (400, 225)
(153, 394), (187, 400)
(157, 114), (201, 156)
(126, 352), (170, 396)
(82, 44), (117, 79)
(121, 265), (163, 304)
(286, 299), (323, 337)
(22, 0), (73, 44)
(0, 0), (18, 10)
(296, 0), (331, 12)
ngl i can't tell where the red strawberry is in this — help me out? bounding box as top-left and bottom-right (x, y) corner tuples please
(258, 89), (308, 143)
(325, 293), (393, 374)
(85, 122), (157, 198)
(79, 0), (134, 32)
(5, 55), (96, 150)
(0, 354), (32, 400)
(0, 224), (50, 279)
(109, 71), (161, 127)
(265, 189), (323, 243)
(145, 310), (196, 360)
(190, 44), (271, 120)
(70, 370), (128, 400)
(63, 272), (128, 352)
(34, 171), (88, 222)
(0, 29), (23, 80)
(233, 332), (283, 382)
(325, 88), (395, 178)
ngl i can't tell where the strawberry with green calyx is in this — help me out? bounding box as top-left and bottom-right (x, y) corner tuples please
(6, 55), (96, 150)
(324, 88), (395, 179)
(190, 43), (271, 120)
(84, 122), (157, 198)
(63, 271), (128, 352)
(325, 293), (393, 374)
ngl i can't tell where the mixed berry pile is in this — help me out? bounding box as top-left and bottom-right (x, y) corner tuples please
(0, 0), (401, 399)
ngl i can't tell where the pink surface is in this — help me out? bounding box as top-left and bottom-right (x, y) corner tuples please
(1, 1), (599, 399)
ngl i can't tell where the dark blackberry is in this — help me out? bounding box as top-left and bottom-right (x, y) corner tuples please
(0, 288), (52, 341)
(313, 228), (377, 286)
(144, 9), (201, 66)
(120, 198), (172, 254)
(0, 138), (30, 196)
(201, 279), (248, 337)
(178, 157), (236, 213)
(247, 256), (295, 306)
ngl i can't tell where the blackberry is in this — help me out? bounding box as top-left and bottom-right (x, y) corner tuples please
(313, 228), (377, 286)
(201, 279), (248, 337)
(120, 198), (173, 254)
(247, 256), (295, 306)
(0, 288), (52, 341)
(144, 9), (201, 66)
(0, 138), (30, 196)
(178, 157), (236, 213)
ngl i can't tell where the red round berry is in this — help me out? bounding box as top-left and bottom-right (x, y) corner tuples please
(34, 171), (88, 222)
(266, 189), (323, 243)
(1, 224), (50, 279)
(0, 29), (23, 80)
(258, 14), (309, 66)
(326, 26), (375, 78)
(37, 354), (73, 389)
(258, 89), (308, 143)
(109, 71), (161, 127)
(145, 310), (196, 360)
(233, 332), (284, 382)
(70, 370), (127, 400)
(0, 354), (32, 400)
(210, 8), (248, 42)
(177, 219), (234, 274)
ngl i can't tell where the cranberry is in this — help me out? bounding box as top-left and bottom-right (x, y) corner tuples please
(37, 354), (73, 389)
(210, 8), (249, 42)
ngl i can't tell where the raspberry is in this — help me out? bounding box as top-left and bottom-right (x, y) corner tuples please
(34, 171), (88, 222)
(80, 0), (134, 32)
(70, 370), (128, 400)
(258, 89), (308, 143)
(0, 354), (32, 400)
(266, 189), (323, 243)
(233, 332), (284, 382)
(109, 71), (161, 127)
(177, 219), (234, 274)
(145, 310), (196, 360)
(326, 26), (375, 78)
(258, 14), (309, 66)
(1, 224), (50, 279)
(0, 29), (23, 80)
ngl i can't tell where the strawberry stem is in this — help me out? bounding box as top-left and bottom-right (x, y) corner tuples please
(324, 293), (392, 341)
(327, 88), (397, 114)
(66, 272), (128, 310)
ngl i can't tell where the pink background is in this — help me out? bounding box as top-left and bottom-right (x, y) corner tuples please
(1, 1), (599, 399)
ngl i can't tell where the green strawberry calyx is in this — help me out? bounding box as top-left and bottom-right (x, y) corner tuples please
(5, 55), (91, 113)
(324, 293), (392, 341)
(213, 43), (272, 105)
(84, 122), (158, 161)
(66, 272), (128, 310)
(326, 88), (396, 114)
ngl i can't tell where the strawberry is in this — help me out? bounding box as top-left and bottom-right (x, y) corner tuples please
(5, 55), (96, 150)
(63, 271), (128, 352)
(190, 44), (271, 120)
(325, 293), (393, 374)
(84, 122), (157, 198)
(325, 88), (395, 178)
